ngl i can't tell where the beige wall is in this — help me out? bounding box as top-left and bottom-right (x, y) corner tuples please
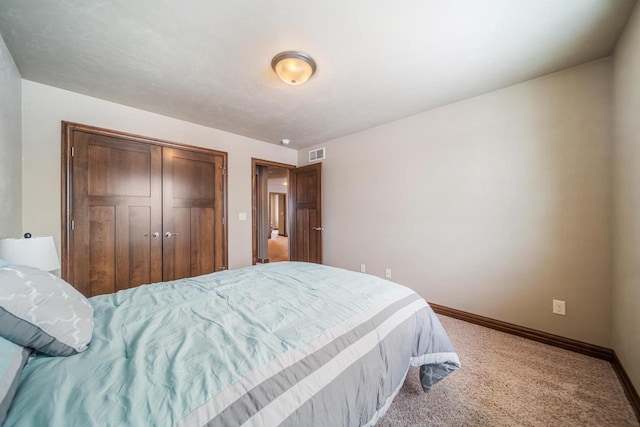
(612, 3), (640, 391)
(21, 80), (297, 269)
(0, 34), (22, 239)
(268, 181), (288, 195)
(299, 60), (613, 347)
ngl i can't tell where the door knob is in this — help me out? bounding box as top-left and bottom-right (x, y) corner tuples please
(165, 232), (179, 239)
(144, 232), (160, 238)
(313, 227), (324, 231)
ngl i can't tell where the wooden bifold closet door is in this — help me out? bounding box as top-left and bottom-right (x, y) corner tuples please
(162, 147), (225, 281)
(62, 123), (227, 297)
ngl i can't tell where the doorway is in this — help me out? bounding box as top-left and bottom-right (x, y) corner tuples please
(252, 159), (295, 264)
(252, 158), (323, 265)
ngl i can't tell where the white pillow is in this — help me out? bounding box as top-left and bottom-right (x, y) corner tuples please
(0, 336), (31, 424)
(0, 265), (94, 356)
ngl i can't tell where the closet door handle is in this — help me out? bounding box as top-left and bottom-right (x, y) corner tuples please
(313, 227), (324, 231)
(144, 232), (160, 238)
(165, 232), (179, 239)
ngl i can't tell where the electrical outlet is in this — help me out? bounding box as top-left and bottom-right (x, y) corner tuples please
(553, 299), (566, 316)
(385, 268), (392, 279)
(360, 264), (366, 273)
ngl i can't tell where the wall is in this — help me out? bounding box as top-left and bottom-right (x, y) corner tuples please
(612, 3), (640, 391)
(268, 182), (288, 194)
(21, 80), (297, 269)
(299, 60), (613, 346)
(0, 34), (22, 239)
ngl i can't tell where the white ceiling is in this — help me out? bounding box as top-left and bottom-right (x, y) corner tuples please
(0, 0), (636, 148)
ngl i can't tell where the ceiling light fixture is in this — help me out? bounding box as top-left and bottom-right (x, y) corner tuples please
(281, 139), (290, 145)
(271, 51), (316, 85)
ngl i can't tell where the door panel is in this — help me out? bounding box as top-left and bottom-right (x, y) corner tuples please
(167, 208), (191, 281)
(296, 209), (309, 261)
(128, 207), (153, 287)
(88, 206), (116, 296)
(72, 131), (162, 296)
(163, 147), (225, 281)
(88, 143), (151, 197)
(191, 207), (216, 274)
(172, 157), (216, 200)
(308, 208), (318, 262)
(291, 163), (322, 264)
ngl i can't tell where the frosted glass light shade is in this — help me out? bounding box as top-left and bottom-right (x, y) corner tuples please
(0, 236), (61, 271)
(271, 51), (316, 85)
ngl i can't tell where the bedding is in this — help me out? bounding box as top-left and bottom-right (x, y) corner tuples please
(0, 337), (31, 424)
(4, 262), (460, 426)
(0, 264), (94, 356)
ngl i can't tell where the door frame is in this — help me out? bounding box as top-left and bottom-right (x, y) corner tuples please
(61, 121), (229, 283)
(251, 158), (296, 265)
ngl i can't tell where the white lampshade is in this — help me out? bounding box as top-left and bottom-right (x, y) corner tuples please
(0, 236), (61, 271)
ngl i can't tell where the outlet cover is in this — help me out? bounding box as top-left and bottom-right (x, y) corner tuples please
(553, 299), (566, 316)
(385, 268), (392, 279)
(360, 264), (366, 273)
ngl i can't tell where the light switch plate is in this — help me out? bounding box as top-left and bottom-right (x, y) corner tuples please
(239, 212), (247, 221)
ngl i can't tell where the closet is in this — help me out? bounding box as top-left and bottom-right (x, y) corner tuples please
(62, 122), (227, 297)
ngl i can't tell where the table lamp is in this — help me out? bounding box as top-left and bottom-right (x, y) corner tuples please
(0, 234), (61, 271)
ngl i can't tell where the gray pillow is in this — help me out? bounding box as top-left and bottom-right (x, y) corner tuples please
(0, 336), (31, 424)
(0, 264), (94, 356)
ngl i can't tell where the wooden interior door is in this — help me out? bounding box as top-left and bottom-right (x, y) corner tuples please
(290, 163), (322, 263)
(162, 147), (226, 281)
(70, 131), (163, 296)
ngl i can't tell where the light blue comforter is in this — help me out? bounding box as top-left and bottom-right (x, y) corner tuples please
(5, 262), (459, 426)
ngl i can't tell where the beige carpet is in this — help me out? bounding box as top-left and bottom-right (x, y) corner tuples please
(268, 236), (288, 262)
(380, 315), (639, 427)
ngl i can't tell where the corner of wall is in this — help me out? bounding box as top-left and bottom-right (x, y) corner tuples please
(0, 32), (22, 239)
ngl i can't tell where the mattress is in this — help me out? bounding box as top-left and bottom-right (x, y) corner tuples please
(4, 262), (460, 426)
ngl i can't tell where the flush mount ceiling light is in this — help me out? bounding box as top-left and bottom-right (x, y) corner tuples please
(271, 51), (316, 85)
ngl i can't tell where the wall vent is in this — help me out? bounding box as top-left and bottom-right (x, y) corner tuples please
(309, 147), (325, 162)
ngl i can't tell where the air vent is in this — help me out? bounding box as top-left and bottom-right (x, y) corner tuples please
(309, 147), (325, 162)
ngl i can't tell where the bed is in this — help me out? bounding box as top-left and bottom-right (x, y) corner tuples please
(1, 261), (460, 426)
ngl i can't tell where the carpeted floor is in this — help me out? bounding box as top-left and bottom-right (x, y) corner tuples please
(379, 315), (639, 427)
(268, 235), (288, 262)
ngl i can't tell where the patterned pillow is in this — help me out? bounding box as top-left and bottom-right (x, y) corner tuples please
(0, 336), (31, 424)
(0, 265), (94, 356)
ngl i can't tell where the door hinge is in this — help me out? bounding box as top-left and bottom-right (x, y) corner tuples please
(222, 217), (225, 225)
(71, 220), (75, 230)
(71, 146), (75, 157)
(221, 166), (226, 176)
